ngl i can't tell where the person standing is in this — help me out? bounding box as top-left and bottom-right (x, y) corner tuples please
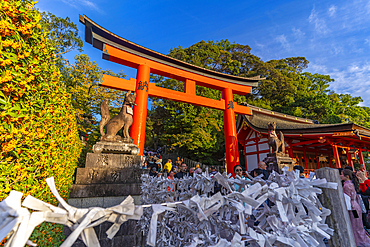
(175, 163), (188, 179)
(189, 167), (195, 177)
(209, 166), (217, 177)
(175, 157), (182, 168)
(342, 169), (370, 246)
(258, 161), (269, 180)
(233, 165), (248, 192)
(167, 168), (176, 191)
(163, 159), (172, 174)
(209, 166), (221, 195)
(194, 168), (202, 174)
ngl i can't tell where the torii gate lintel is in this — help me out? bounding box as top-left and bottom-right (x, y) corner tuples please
(81, 15), (264, 175)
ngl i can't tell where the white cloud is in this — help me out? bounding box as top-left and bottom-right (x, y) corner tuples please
(275, 34), (290, 50)
(328, 5), (337, 17)
(366, 0), (370, 14)
(330, 44), (342, 55)
(60, 0), (103, 13)
(292, 28), (305, 41)
(81, 0), (100, 12)
(327, 62), (370, 105)
(331, 0), (370, 33)
(308, 6), (330, 34)
(254, 42), (265, 49)
(365, 38), (370, 46)
(309, 63), (328, 74)
(61, 0), (78, 9)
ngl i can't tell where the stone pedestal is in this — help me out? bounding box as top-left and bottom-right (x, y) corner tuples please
(92, 141), (139, 155)
(66, 152), (146, 247)
(263, 153), (295, 174)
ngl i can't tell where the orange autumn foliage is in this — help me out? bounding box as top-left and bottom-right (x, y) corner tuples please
(0, 0), (82, 245)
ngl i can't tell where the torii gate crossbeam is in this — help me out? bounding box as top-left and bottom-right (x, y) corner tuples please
(79, 15), (264, 175)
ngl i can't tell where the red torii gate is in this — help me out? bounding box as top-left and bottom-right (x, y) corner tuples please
(79, 15), (264, 175)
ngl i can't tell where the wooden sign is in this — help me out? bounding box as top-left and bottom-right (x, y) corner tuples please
(333, 131), (353, 137)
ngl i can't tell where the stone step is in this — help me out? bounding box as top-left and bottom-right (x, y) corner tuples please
(69, 183), (141, 198)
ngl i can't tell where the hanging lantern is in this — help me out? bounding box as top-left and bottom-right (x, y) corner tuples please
(319, 154), (327, 162)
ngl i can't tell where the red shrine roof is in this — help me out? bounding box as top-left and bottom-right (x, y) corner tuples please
(236, 103), (370, 140)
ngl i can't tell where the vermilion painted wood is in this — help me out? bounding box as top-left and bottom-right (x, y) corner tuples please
(315, 151), (320, 169)
(359, 148), (367, 173)
(332, 145), (341, 168)
(346, 149), (354, 170)
(185, 79), (196, 95)
(101, 45), (254, 169)
(223, 88), (239, 176)
(104, 44), (252, 96)
(234, 104), (252, 115)
(329, 153), (333, 168)
(100, 74), (252, 115)
(131, 65), (150, 154)
(290, 139), (322, 147)
(148, 84), (225, 111)
(303, 150), (308, 171)
(100, 74), (136, 91)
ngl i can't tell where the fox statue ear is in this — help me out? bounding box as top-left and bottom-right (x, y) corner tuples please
(133, 91), (137, 97)
(126, 91), (131, 96)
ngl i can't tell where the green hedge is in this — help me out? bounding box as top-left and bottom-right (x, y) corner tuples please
(0, 0), (82, 245)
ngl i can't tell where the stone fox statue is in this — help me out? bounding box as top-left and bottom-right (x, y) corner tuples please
(268, 122), (285, 155)
(100, 91), (137, 142)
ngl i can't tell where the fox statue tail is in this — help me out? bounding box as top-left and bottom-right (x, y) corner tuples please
(99, 99), (111, 137)
(279, 131), (285, 154)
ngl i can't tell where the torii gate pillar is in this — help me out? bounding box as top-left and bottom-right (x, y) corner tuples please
(223, 88), (240, 173)
(130, 65), (150, 153)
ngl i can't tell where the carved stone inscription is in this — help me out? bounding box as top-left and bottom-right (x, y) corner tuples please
(95, 154), (108, 166)
(76, 167), (142, 184)
(85, 153), (141, 168)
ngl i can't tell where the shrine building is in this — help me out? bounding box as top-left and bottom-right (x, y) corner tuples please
(236, 104), (370, 174)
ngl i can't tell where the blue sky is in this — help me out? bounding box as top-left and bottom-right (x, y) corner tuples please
(37, 0), (370, 106)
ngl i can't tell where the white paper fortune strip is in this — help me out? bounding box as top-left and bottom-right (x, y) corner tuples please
(0, 167), (338, 247)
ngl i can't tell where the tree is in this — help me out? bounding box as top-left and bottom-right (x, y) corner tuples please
(0, 1), (81, 245)
(61, 54), (128, 166)
(149, 40), (262, 164)
(39, 11), (83, 59)
(39, 12), (129, 167)
(150, 40), (370, 165)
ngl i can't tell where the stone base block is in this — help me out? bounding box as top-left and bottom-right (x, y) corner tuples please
(263, 153), (295, 173)
(64, 220), (143, 247)
(74, 167), (143, 184)
(85, 153), (142, 169)
(68, 196), (141, 208)
(69, 183), (141, 198)
(93, 141), (140, 155)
